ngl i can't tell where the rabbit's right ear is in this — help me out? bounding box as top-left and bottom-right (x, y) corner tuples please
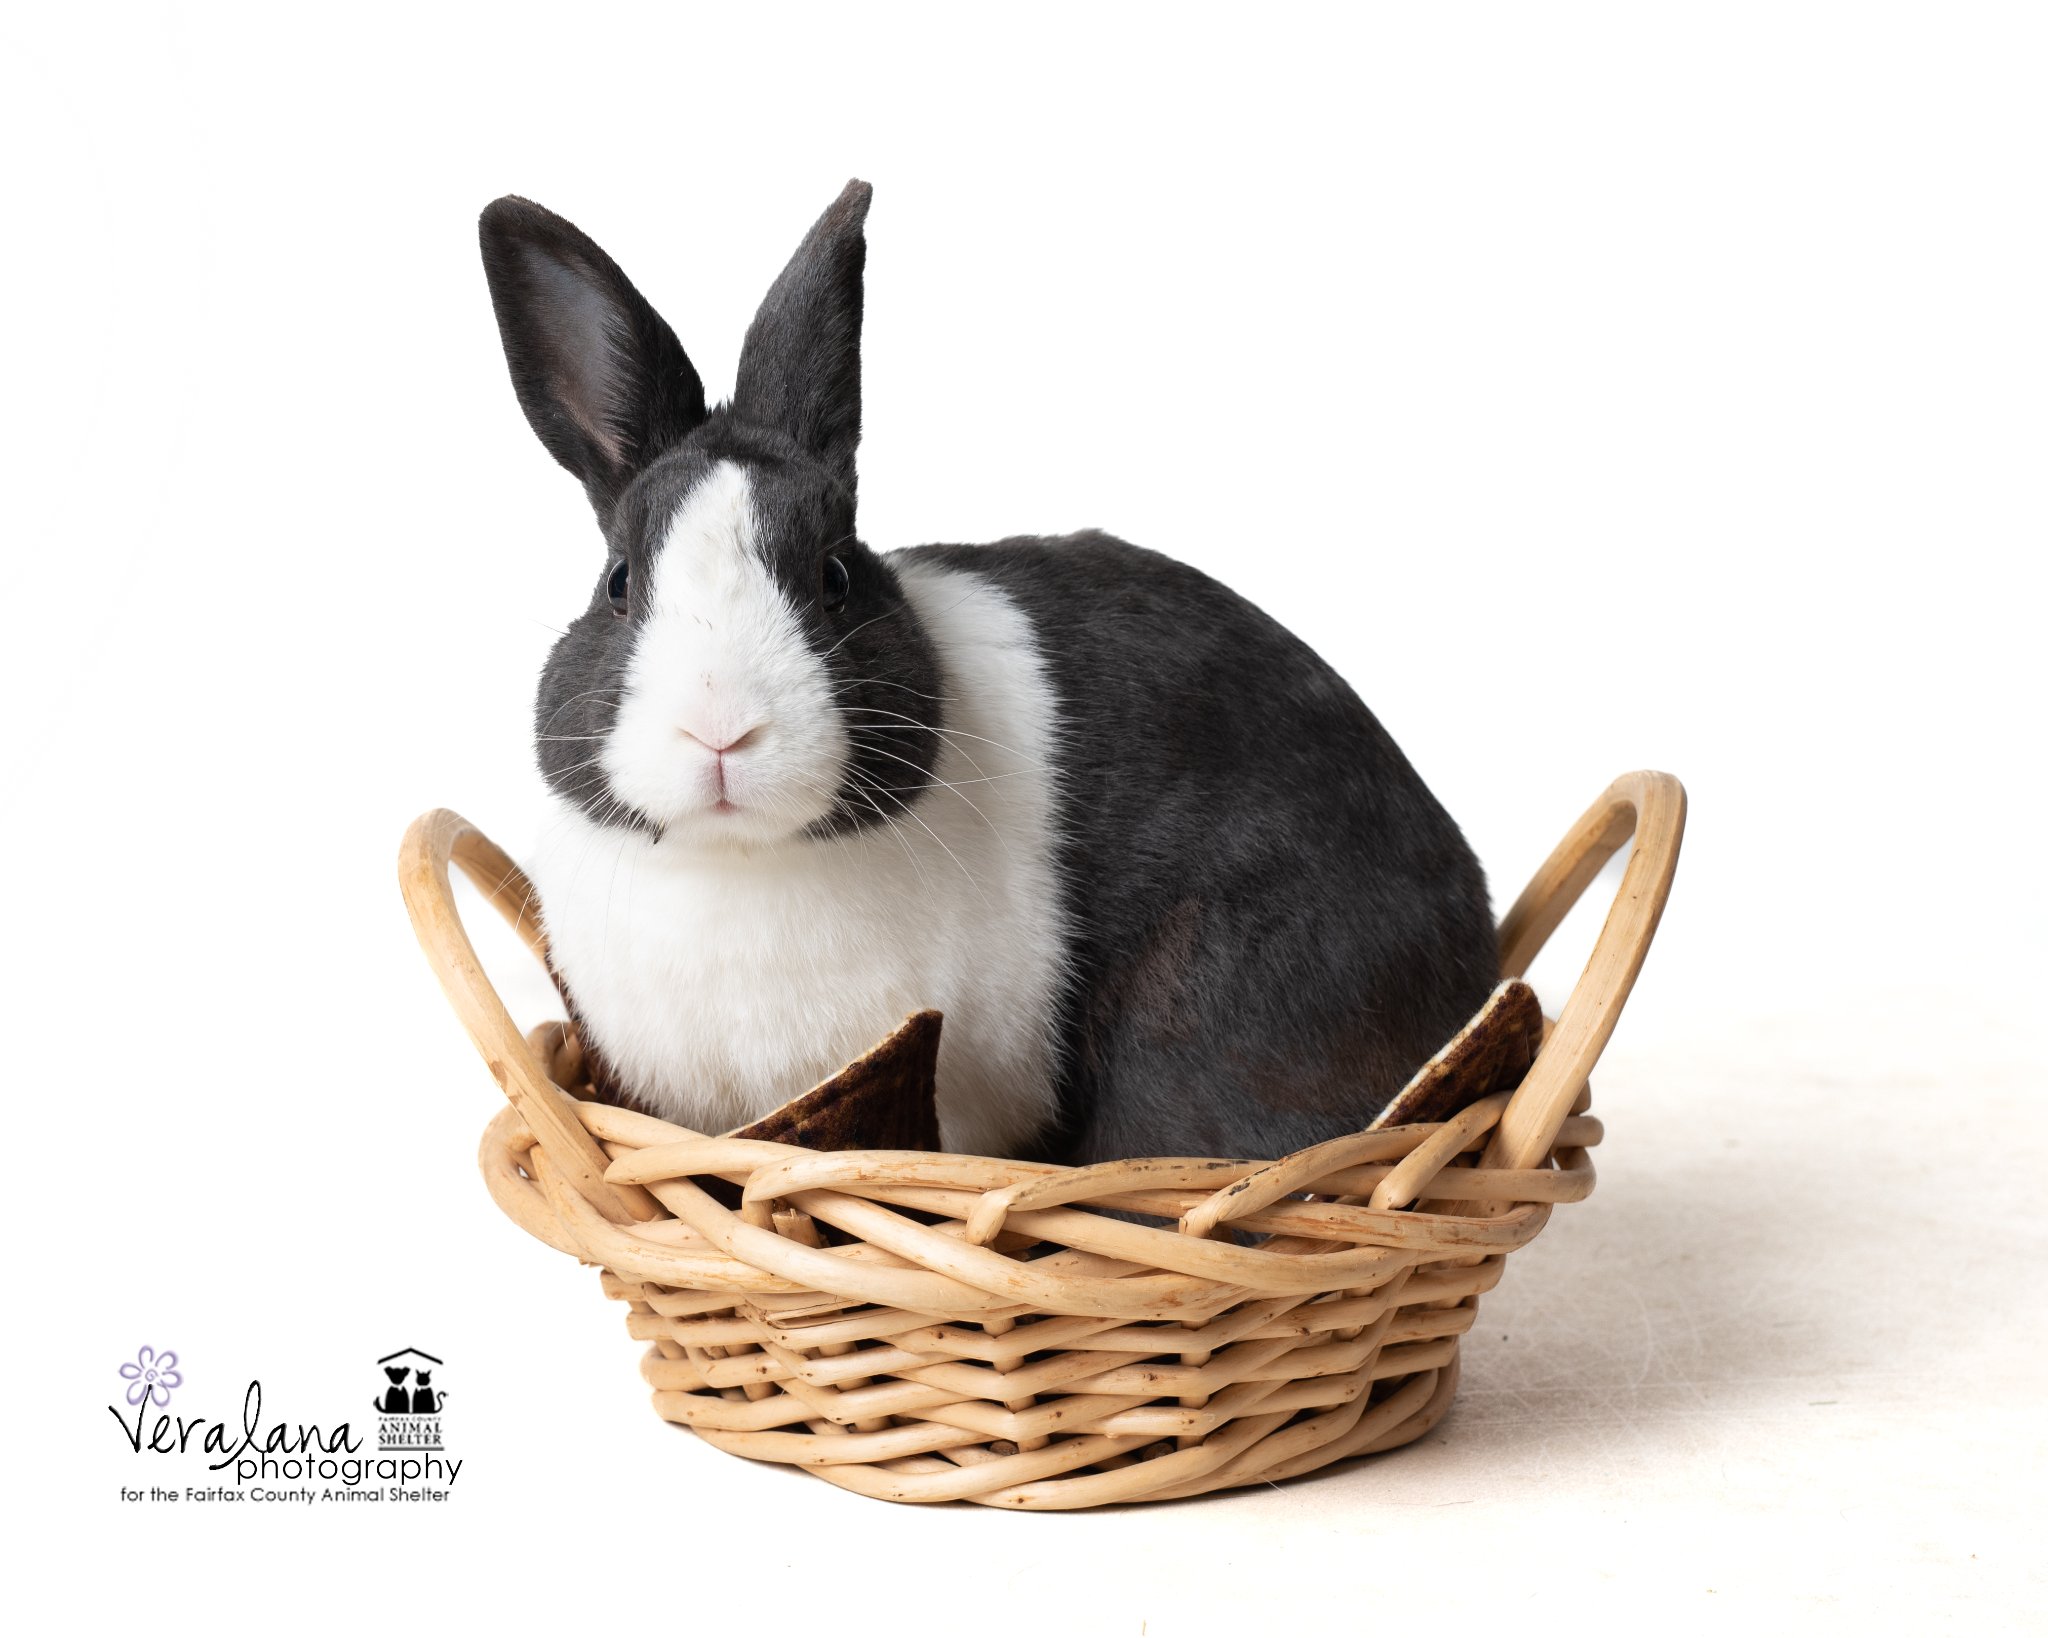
(731, 180), (872, 492)
(479, 197), (708, 516)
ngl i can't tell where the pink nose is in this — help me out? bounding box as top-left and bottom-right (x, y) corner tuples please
(677, 722), (765, 755)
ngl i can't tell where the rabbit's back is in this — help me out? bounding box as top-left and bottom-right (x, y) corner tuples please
(899, 531), (1498, 1164)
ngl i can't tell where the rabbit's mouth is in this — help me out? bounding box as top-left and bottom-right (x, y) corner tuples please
(604, 730), (850, 851)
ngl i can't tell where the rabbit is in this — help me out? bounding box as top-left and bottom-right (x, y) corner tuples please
(477, 180), (1499, 1165)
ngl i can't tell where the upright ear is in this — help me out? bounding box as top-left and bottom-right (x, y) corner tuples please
(731, 180), (873, 489)
(478, 197), (708, 515)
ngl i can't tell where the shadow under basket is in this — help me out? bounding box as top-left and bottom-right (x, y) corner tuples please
(399, 771), (1684, 1510)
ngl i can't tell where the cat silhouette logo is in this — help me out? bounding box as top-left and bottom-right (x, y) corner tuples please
(375, 1348), (446, 1449)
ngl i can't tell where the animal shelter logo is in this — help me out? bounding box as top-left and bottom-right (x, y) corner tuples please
(374, 1347), (446, 1449)
(109, 1342), (463, 1506)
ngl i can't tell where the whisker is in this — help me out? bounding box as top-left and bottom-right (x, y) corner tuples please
(854, 771), (1029, 790)
(829, 676), (957, 705)
(850, 740), (1013, 864)
(850, 769), (988, 902)
(846, 721), (994, 783)
(840, 708), (1036, 764)
(536, 687), (624, 737)
(823, 580), (990, 659)
(821, 605), (906, 659)
(822, 773), (935, 893)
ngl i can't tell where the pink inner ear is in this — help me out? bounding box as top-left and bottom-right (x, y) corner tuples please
(523, 242), (631, 469)
(549, 364), (626, 470)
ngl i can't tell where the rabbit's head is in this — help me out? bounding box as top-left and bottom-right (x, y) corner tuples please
(480, 182), (943, 850)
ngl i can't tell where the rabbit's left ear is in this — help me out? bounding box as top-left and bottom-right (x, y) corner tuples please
(731, 180), (872, 490)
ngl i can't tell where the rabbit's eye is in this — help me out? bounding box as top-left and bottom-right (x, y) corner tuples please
(607, 559), (630, 615)
(821, 552), (850, 613)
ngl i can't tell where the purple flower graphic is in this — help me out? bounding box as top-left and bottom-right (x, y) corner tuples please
(119, 1346), (181, 1407)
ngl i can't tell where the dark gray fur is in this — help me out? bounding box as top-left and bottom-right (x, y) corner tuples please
(478, 181), (1499, 1163)
(900, 534), (1497, 1162)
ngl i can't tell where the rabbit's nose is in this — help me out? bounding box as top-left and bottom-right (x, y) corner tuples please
(677, 721), (767, 754)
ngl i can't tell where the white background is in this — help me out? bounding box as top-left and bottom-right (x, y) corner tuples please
(8, 3), (2044, 1631)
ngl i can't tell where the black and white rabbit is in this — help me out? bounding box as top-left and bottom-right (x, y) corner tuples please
(479, 181), (1498, 1164)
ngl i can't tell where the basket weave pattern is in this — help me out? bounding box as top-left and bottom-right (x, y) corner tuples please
(481, 1086), (1598, 1506)
(403, 772), (1683, 1509)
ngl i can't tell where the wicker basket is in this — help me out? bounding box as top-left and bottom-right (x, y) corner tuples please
(399, 771), (1684, 1509)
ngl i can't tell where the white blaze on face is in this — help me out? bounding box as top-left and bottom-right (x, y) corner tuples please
(600, 461), (848, 843)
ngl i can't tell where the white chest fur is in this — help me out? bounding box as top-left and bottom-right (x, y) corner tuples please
(527, 560), (1069, 1158)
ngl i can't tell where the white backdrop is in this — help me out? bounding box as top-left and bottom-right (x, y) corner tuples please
(10, 3), (2044, 1630)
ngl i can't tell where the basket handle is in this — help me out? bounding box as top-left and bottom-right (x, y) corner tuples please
(398, 808), (655, 1224)
(1483, 770), (1686, 1171)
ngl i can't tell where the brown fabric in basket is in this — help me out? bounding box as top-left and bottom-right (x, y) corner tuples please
(1369, 978), (1546, 1129)
(551, 987), (944, 1153)
(725, 1010), (943, 1150)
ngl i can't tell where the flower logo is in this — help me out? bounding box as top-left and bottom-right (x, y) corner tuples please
(119, 1346), (182, 1408)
